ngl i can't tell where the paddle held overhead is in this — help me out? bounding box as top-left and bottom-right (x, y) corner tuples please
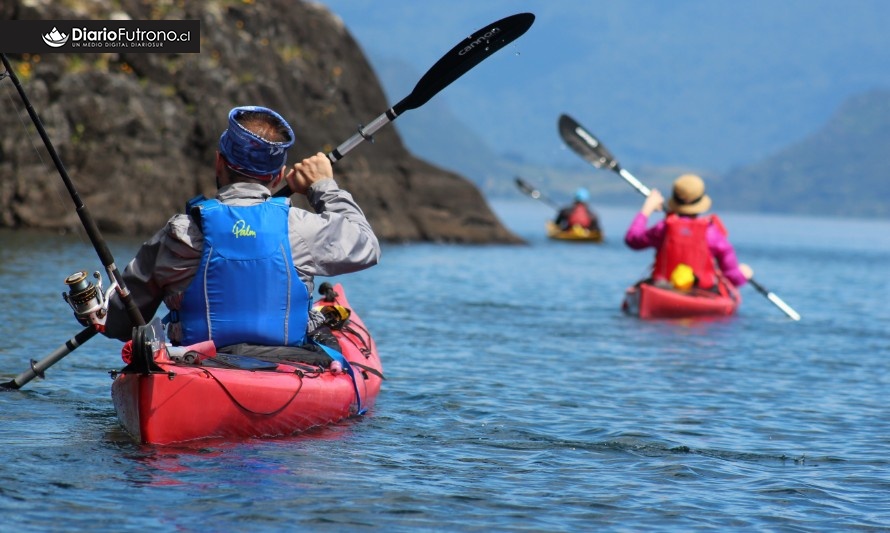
(274, 12), (536, 197)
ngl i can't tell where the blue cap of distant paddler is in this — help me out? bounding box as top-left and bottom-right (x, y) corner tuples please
(218, 106), (295, 181)
(574, 187), (590, 203)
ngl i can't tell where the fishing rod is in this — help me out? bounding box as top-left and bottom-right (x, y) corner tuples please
(1, 328), (98, 390)
(0, 54), (147, 390)
(558, 113), (801, 321)
(274, 12), (536, 197)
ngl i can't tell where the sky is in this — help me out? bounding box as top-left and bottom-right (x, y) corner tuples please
(317, 0), (890, 174)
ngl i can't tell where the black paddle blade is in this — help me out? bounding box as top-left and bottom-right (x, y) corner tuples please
(393, 12), (535, 115)
(515, 176), (545, 200)
(515, 177), (537, 196)
(515, 176), (560, 209)
(558, 114), (619, 170)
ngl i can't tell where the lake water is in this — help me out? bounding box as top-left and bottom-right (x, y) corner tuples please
(1, 199), (888, 531)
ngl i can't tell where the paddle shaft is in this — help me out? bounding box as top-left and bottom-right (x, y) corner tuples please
(328, 110), (396, 164)
(617, 168), (651, 197)
(1, 328), (98, 390)
(273, 12), (535, 198)
(747, 278), (801, 321)
(559, 113), (800, 320)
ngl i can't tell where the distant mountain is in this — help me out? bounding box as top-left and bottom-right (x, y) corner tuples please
(712, 90), (890, 218)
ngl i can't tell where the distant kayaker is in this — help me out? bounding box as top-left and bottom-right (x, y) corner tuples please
(99, 106), (380, 350)
(624, 174), (752, 290)
(554, 187), (601, 232)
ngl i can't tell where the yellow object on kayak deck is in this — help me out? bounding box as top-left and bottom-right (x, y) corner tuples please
(670, 263), (696, 291)
(314, 304), (352, 328)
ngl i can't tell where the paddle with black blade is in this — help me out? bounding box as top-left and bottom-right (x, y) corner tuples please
(558, 114), (651, 196)
(515, 177), (561, 210)
(273, 12), (536, 198)
(0, 54), (147, 390)
(558, 113), (801, 321)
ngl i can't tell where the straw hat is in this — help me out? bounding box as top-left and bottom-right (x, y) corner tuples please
(667, 174), (712, 215)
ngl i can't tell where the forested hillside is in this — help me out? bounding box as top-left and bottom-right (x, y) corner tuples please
(713, 90), (890, 218)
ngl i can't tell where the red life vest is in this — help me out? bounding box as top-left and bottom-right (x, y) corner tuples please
(653, 214), (722, 290)
(566, 203), (594, 229)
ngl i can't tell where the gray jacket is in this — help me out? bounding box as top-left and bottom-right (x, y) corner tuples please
(103, 179), (380, 343)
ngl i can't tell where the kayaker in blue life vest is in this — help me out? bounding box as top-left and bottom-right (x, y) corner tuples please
(99, 106), (380, 350)
(554, 187), (600, 232)
(624, 174), (752, 290)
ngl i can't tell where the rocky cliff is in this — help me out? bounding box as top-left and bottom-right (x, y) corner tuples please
(0, 0), (521, 243)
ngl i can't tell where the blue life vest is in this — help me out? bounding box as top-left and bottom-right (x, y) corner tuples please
(177, 196), (310, 347)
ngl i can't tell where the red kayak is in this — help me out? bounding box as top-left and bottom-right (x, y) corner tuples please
(622, 278), (741, 319)
(111, 283), (382, 445)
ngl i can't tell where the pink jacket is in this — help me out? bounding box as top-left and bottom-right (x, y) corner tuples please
(624, 213), (748, 287)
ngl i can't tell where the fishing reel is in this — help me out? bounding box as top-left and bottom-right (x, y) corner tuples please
(316, 304), (351, 329)
(62, 270), (117, 332)
(314, 282), (350, 329)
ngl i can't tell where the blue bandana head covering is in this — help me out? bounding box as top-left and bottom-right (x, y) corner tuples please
(218, 106), (295, 181)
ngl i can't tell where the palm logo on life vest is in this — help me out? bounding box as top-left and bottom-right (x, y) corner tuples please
(232, 219), (257, 238)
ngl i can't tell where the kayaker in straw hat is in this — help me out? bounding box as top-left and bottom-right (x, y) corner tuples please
(624, 173), (752, 291)
(98, 106), (380, 353)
